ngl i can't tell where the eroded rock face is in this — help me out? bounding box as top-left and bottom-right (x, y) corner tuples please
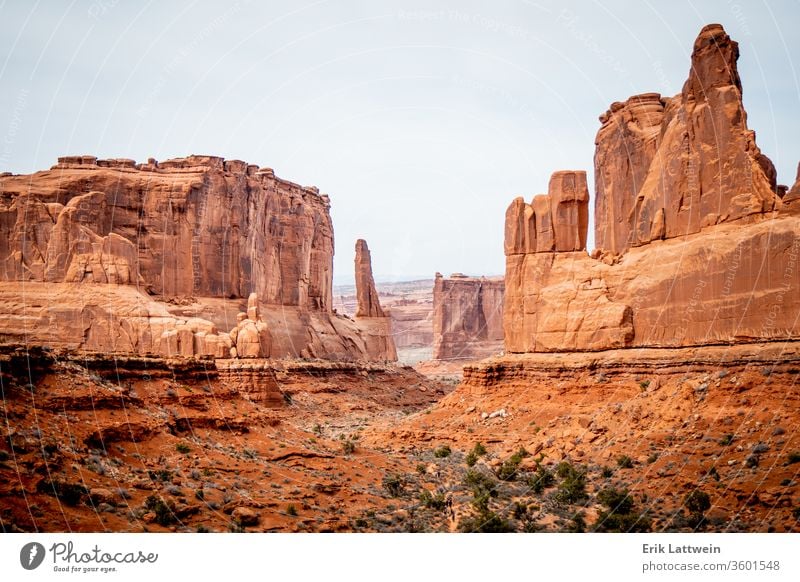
(228, 293), (273, 358)
(594, 24), (780, 254)
(504, 25), (800, 354)
(353, 239), (396, 361)
(0, 155), (333, 308)
(355, 239), (385, 318)
(504, 171), (589, 256)
(0, 156), (387, 361)
(432, 273), (504, 360)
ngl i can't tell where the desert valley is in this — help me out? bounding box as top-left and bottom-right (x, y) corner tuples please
(1, 23), (799, 534)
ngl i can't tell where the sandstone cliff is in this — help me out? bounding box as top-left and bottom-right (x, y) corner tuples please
(504, 25), (800, 354)
(594, 24), (780, 254)
(432, 273), (504, 360)
(0, 155), (384, 361)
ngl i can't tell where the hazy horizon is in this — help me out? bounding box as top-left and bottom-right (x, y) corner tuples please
(2, 1), (798, 286)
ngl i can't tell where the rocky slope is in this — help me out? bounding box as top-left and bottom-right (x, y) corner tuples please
(0, 347), (449, 532)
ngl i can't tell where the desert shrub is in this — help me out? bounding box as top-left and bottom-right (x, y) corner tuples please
(144, 495), (177, 526)
(526, 464), (555, 494)
(176, 443), (191, 454)
(416, 463), (427, 474)
(553, 463), (587, 505)
(463, 469), (498, 512)
(382, 474), (405, 497)
(37, 479), (87, 506)
(683, 489), (711, 529)
(719, 434), (734, 446)
(471, 442), (487, 456)
(594, 488), (651, 532)
(148, 468), (173, 482)
(617, 455), (634, 469)
(597, 488), (634, 515)
(495, 447), (530, 481)
(458, 510), (514, 533)
(433, 445), (452, 458)
(465, 442), (487, 467)
(685, 490), (711, 515)
(287, 504), (298, 516)
(601, 466), (614, 478)
(419, 489), (446, 511)
(342, 439), (356, 455)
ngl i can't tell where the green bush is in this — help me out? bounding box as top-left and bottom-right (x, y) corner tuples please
(617, 455), (634, 469)
(719, 434), (734, 446)
(553, 463), (587, 505)
(685, 490), (711, 515)
(342, 439), (356, 455)
(526, 464), (555, 494)
(463, 469), (498, 512)
(594, 488), (650, 532)
(682, 489), (711, 529)
(176, 443), (191, 454)
(458, 510), (514, 533)
(37, 479), (87, 506)
(597, 488), (634, 514)
(471, 442), (487, 456)
(495, 447), (530, 481)
(465, 442), (488, 467)
(419, 489), (446, 511)
(145, 495), (177, 526)
(382, 473), (405, 497)
(433, 444), (452, 458)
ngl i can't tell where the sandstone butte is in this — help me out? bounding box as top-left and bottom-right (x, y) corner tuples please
(503, 24), (800, 355)
(0, 155), (398, 363)
(432, 272), (504, 361)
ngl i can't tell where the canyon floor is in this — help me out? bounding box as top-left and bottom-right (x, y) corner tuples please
(1, 344), (798, 533)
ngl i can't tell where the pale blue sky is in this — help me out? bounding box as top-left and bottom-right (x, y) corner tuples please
(1, 0), (798, 284)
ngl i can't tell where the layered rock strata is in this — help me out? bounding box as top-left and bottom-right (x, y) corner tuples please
(0, 156), (383, 361)
(594, 24), (779, 254)
(504, 25), (800, 354)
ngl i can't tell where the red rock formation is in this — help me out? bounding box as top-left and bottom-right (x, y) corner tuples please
(432, 273), (504, 360)
(504, 25), (800, 354)
(0, 155), (387, 361)
(353, 239), (397, 361)
(354, 239), (385, 317)
(594, 24), (780, 254)
(228, 293), (272, 358)
(785, 162), (800, 205)
(504, 171), (589, 256)
(0, 155), (332, 307)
